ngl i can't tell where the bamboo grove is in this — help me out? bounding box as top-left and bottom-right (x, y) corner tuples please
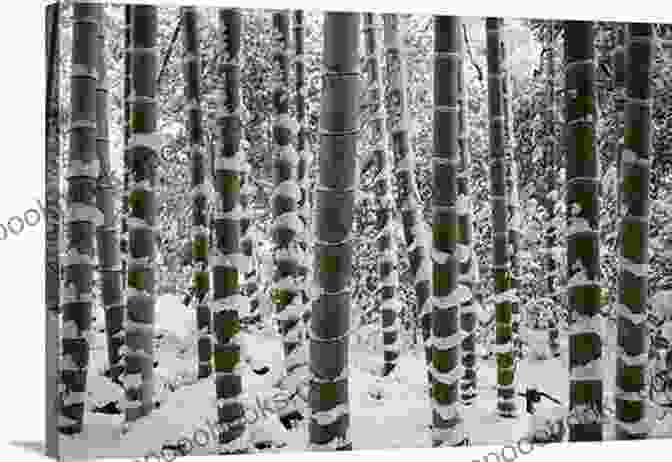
(47, 2), (670, 454)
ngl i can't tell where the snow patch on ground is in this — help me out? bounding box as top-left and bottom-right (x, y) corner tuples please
(60, 297), (672, 459)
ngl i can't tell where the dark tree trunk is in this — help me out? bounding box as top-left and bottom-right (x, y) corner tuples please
(457, 31), (479, 407)
(502, 38), (522, 364)
(309, 12), (360, 450)
(544, 21), (561, 358)
(212, 9), (247, 451)
(60, 2), (100, 435)
(564, 20), (603, 442)
(363, 12), (400, 377)
(95, 5), (125, 386)
(431, 15), (467, 447)
(45, 2), (61, 454)
(383, 13), (433, 389)
(181, 6), (212, 379)
(124, 4), (158, 424)
(614, 22), (654, 440)
(486, 17), (517, 419)
(271, 10), (309, 422)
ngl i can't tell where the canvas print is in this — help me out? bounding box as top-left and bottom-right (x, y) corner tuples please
(44, 1), (672, 460)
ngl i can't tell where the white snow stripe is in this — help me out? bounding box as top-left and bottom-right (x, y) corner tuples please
(492, 343), (513, 354)
(209, 252), (247, 270)
(566, 218), (597, 237)
(213, 204), (244, 221)
(65, 203), (104, 226)
(214, 154), (245, 172)
(613, 388), (647, 402)
(66, 159), (100, 179)
(430, 365), (464, 385)
(128, 132), (163, 152)
(310, 403), (349, 426)
(616, 350), (649, 367)
(382, 318), (401, 333)
(431, 421), (466, 446)
(570, 359), (603, 381)
(62, 391), (86, 406)
(622, 149), (653, 168)
(619, 259), (649, 278)
(430, 331), (463, 349)
(568, 314), (604, 336)
(62, 249), (96, 266)
(430, 400), (460, 420)
(614, 417), (653, 436)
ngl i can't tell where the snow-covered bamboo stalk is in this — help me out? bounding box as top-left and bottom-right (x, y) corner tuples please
(124, 5), (158, 423)
(457, 45), (479, 406)
(291, 9), (313, 400)
(95, 5), (125, 386)
(431, 15), (467, 447)
(121, 4), (131, 294)
(564, 20), (603, 442)
(383, 13), (433, 386)
(271, 10), (309, 424)
(294, 10), (311, 228)
(212, 9), (247, 452)
(501, 38), (522, 362)
(614, 23), (654, 440)
(293, 7), (313, 368)
(544, 21), (560, 358)
(486, 17), (517, 418)
(239, 157), (259, 324)
(612, 27), (626, 222)
(59, 2), (100, 435)
(181, 6), (212, 379)
(363, 12), (400, 377)
(45, 3), (61, 454)
(309, 12), (359, 450)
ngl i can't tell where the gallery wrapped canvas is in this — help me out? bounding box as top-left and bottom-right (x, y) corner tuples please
(43, 0), (672, 460)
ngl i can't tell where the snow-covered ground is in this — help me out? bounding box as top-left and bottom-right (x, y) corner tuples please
(60, 295), (672, 460)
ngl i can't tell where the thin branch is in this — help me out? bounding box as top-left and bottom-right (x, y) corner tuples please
(157, 11), (185, 86)
(462, 23), (483, 83)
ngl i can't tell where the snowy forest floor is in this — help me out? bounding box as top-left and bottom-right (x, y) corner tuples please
(59, 295), (672, 460)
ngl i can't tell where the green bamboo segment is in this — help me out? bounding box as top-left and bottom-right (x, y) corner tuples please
(486, 17), (517, 418)
(60, 2), (101, 435)
(614, 22), (654, 440)
(457, 45), (479, 406)
(270, 10), (309, 422)
(432, 15), (467, 447)
(544, 21), (560, 358)
(383, 13), (433, 386)
(212, 9), (247, 451)
(564, 20), (603, 442)
(124, 4), (158, 424)
(309, 12), (359, 450)
(363, 12), (400, 377)
(180, 6), (212, 379)
(45, 3), (61, 454)
(95, 5), (125, 386)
